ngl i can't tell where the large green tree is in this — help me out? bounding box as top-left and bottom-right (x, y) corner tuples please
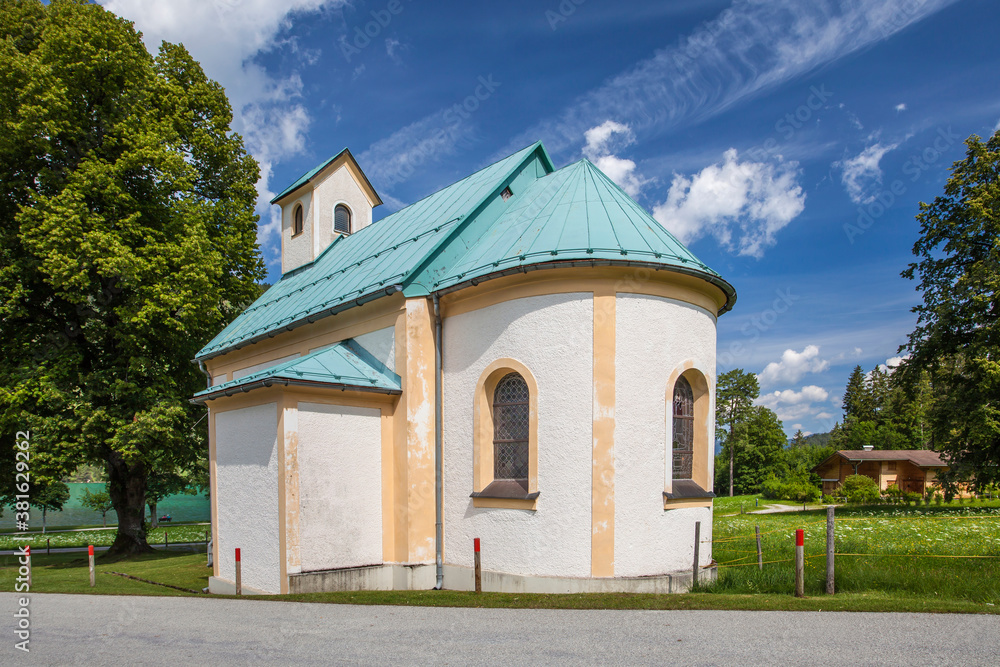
(899, 130), (1000, 491)
(0, 0), (263, 555)
(716, 369), (760, 497)
(714, 405), (786, 496)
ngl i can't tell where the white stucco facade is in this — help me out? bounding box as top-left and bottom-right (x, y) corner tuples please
(312, 163), (373, 245)
(214, 403), (281, 593)
(233, 353), (300, 381)
(614, 294), (716, 575)
(297, 403), (383, 572)
(442, 293), (594, 578)
(350, 326), (395, 372)
(281, 191), (313, 274)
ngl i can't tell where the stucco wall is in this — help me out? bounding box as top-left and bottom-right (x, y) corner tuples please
(442, 293), (593, 578)
(298, 402), (383, 571)
(215, 403), (281, 593)
(313, 163), (373, 248)
(233, 353), (300, 381)
(614, 293), (717, 576)
(282, 191), (313, 274)
(352, 326), (395, 372)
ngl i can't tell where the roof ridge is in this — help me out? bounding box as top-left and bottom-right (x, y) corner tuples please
(399, 142), (551, 291)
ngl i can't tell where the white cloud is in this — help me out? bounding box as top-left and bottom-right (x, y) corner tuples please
(385, 37), (403, 64)
(757, 385), (830, 422)
(876, 354), (910, 373)
(895, 103), (907, 112)
(757, 345), (830, 387)
(581, 121), (648, 197)
(836, 141), (898, 204)
(652, 149), (805, 257)
(359, 110), (475, 191)
(508, 0), (961, 157)
(100, 0), (347, 261)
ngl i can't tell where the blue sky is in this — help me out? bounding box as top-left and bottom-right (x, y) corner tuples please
(102, 0), (1000, 436)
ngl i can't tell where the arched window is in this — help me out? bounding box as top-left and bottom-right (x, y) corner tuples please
(334, 204), (352, 234)
(672, 376), (694, 480)
(492, 372), (529, 482)
(292, 204), (304, 237)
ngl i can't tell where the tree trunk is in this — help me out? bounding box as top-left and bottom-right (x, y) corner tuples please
(42, 507), (47, 534)
(102, 512), (107, 529)
(729, 421), (735, 497)
(105, 454), (154, 557)
(149, 502), (158, 530)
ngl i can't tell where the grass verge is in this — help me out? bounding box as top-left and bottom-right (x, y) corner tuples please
(3, 502), (997, 614)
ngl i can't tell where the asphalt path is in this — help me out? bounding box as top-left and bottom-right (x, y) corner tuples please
(3, 593), (997, 665)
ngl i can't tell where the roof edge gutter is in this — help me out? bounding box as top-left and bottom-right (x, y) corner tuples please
(433, 260), (737, 316)
(195, 284), (403, 364)
(189, 377), (402, 405)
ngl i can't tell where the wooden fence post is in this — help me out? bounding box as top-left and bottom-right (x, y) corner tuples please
(235, 548), (241, 596)
(692, 521), (701, 588)
(826, 506), (835, 595)
(755, 525), (763, 570)
(164, 530), (169, 549)
(474, 538), (482, 593)
(794, 529), (804, 598)
(47, 538), (50, 555)
(88, 545), (95, 587)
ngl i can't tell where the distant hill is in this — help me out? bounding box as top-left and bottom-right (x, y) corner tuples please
(801, 431), (834, 448)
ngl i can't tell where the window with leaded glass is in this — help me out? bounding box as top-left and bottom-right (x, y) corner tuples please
(334, 204), (351, 234)
(493, 372), (529, 481)
(672, 376), (694, 480)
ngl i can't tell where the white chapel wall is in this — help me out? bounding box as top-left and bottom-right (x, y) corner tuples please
(298, 403), (383, 571)
(215, 402), (282, 593)
(442, 293), (593, 578)
(614, 293), (717, 576)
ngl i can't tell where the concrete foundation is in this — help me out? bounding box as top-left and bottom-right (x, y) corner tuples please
(208, 576), (275, 596)
(276, 563), (717, 595)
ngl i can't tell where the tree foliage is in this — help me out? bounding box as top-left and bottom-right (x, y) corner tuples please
(840, 474), (880, 504)
(715, 369), (760, 496)
(899, 130), (1000, 489)
(30, 480), (70, 533)
(0, 0), (263, 555)
(715, 405), (787, 496)
(81, 488), (114, 528)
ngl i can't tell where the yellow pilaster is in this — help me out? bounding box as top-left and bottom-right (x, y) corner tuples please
(277, 393), (301, 592)
(592, 288), (616, 577)
(392, 297), (438, 564)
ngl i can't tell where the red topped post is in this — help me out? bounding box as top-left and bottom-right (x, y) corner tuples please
(794, 530), (805, 597)
(235, 548), (242, 596)
(473, 538), (482, 593)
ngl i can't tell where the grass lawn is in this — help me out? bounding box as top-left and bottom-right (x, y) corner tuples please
(2, 500), (996, 613)
(708, 499), (1000, 607)
(0, 523), (211, 551)
(0, 549), (210, 596)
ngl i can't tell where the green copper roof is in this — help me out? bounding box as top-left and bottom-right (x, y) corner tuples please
(424, 158), (721, 291)
(191, 340), (401, 403)
(196, 141), (735, 362)
(269, 147), (381, 205)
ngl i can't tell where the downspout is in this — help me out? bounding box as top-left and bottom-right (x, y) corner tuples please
(195, 359), (212, 388)
(432, 294), (444, 590)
